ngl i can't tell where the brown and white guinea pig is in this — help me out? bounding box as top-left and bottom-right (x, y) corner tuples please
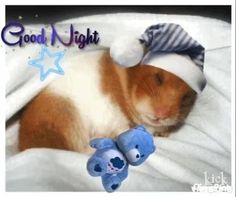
(19, 50), (197, 153)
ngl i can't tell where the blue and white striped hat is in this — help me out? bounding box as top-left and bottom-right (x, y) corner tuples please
(110, 23), (207, 93)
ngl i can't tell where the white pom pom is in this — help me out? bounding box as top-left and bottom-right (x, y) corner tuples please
(110, 36), (144, 67)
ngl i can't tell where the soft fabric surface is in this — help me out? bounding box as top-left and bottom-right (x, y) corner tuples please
(6, 13), (231, 191)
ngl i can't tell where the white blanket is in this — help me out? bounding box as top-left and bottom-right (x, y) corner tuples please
(6, 13), (231, 191)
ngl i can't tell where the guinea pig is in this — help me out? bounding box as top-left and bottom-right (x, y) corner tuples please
(19, 50), (197, 153)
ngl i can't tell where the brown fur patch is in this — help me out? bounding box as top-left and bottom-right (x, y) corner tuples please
(19, 90), (90, 153)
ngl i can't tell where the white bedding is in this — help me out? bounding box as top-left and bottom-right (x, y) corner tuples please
(6, 13), (231, 191)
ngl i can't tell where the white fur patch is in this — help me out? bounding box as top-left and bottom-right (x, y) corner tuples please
(47, 50), (130, 137)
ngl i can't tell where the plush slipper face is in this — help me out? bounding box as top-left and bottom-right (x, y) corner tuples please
(116, 125), (156, 166)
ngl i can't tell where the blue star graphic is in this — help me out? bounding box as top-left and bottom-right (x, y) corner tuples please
(28, 45), (65, 81)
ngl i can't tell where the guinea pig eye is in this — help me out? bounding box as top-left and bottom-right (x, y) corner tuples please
(155, 73), (163, 85)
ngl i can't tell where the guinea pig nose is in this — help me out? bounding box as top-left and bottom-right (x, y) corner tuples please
(136, 154), (140, 158)
(155, 107), (171, 119)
